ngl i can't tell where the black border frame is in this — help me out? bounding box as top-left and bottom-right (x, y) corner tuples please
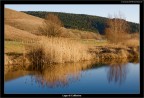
(1, 0), (143, 98)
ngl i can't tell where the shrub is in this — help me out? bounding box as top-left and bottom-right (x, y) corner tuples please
(105, 12), (130, 43)
(39, 14), (63, 37)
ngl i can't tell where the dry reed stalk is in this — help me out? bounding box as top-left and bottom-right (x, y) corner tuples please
(27, 37), (94, 69)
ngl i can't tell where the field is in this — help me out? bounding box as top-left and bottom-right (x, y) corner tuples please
(4, 8), (139, 72)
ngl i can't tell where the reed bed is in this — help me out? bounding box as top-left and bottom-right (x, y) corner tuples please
(27, 37), (94, 68)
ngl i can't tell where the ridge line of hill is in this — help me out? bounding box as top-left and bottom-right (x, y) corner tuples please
(23, 11), (140, 34)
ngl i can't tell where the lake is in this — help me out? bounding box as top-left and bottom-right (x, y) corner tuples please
(4, 61), (140, 94)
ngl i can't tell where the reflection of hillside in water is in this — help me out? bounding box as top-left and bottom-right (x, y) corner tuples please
(31, 61), (96, 88)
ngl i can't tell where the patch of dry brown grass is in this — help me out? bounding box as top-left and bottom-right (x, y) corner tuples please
(27, 37), (94, 68)
(59, 28), (78, 38)
(68, 29), (102, 40)
(130, 33), (139, 39)
(123, 39), (139, 47)
(5, 8), (43, 34)
(5, 25), (38, 41)
(5, 8), (43, 20)
(5, 19), (43, 34)
(5, 54), (10, 65)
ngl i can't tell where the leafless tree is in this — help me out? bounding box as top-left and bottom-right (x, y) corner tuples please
(105, 12), (130, 43)
(39, 14), (63, 37)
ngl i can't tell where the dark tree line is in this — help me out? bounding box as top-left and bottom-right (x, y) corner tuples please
(23, 11), (139, 35)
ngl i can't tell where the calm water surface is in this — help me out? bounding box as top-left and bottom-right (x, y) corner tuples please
(4, 61), (140, 94)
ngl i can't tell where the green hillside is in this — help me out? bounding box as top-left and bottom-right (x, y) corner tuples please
(23, 11), (139, 34)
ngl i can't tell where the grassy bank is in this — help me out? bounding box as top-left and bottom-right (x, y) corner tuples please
(4, 35), (139, 71)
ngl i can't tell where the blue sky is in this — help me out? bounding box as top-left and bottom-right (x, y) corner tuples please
(5, 4), (139, 23)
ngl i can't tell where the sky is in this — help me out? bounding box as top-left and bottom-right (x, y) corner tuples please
(5, 4), (140, 23)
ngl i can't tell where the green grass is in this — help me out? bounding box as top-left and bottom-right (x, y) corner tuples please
(5, 41), (24, 54)
(80, 39), (107, 46)
(5, 41), (31, 54)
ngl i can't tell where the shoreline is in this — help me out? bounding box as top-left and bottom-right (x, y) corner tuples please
(89, 46), (139, 59)
(5, 45), (139, 66)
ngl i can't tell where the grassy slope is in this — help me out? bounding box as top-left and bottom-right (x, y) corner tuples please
(4, 8), (139, 66)
(4, 8), (104, 55)
(5, 25), (39, 41)
(4, 8), (139, 77)
(4, 8), (42, 54)
(5, 8), (43, 34)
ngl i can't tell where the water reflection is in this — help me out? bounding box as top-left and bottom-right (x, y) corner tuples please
(4, 70), (29, 82)
(107, 63), (128, 85)
(30, 61), (96, 88)
(29, 59), (138, 88)
(5, 58), (139, 89)
(105, 58), (138, 85)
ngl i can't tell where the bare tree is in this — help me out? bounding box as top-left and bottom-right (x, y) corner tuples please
(39, 14), (63, 37)
(105, 12), (130, 43)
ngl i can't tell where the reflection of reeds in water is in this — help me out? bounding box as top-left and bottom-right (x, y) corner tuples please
(27, 58), (138, 87)
(107, 60), (128, 85)
(30, 61), (95, 88)
(4, 70), (29, 82)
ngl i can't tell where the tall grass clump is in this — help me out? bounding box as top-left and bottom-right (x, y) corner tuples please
(27, 37), (93, 68)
